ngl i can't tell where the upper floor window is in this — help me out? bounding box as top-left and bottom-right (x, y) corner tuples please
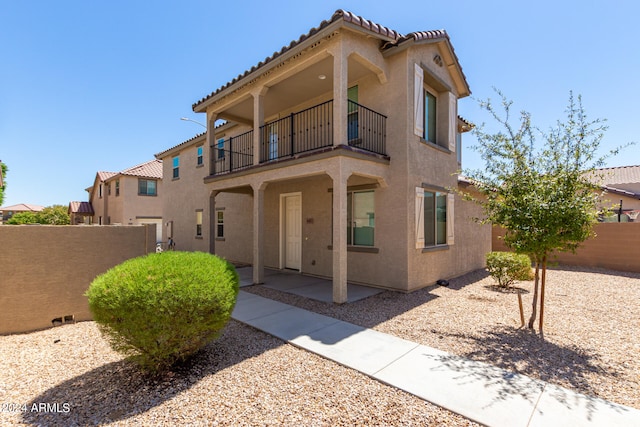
(115, 179), (120, 197)
(138, 179), (157, 196)
(424, 89), (437, 144)
(197, 146), (204, 166)
(172, 156), (179, 179)
(99, 184), (103, 198)
(216, 210), (224, 238)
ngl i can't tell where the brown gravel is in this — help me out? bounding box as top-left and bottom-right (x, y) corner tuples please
(2, 265), (637, 426)
(0, 320), (478, 426)
(245, 265), (640, 410)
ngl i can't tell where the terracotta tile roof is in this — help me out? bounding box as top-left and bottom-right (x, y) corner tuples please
(586, 165), (640, 197)
(458, 115), (474, 132)
(193, 9), (464, 111)
(68, 201), (94, 214)
(155, 132), (206, 159)
(0, 203), (44, 212)
(118, 159), (163, 179)
(97, 171), (117, 182)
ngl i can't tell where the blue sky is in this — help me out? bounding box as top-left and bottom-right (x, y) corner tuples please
(1, 1), (638, 207)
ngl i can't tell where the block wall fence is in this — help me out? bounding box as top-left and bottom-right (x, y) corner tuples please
(492, 223), (640, 273)
(0, 225), (156, 335)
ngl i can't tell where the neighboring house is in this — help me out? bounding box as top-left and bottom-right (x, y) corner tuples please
(587, 165), (640, 222)
(85, 159), (164, 241)
(0, 203), (44, 224)
(156, 9), (490, 302)
(68, 201), (94, 225)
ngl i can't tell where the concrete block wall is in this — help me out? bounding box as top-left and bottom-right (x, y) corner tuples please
(492, 223), (640, 273)
(0, 224), (156, 335)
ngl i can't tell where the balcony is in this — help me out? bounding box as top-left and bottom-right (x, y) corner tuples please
(210, 100), (386, 175)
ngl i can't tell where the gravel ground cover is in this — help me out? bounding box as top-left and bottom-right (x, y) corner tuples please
(2, 265), (637, 426)
(0, 319), (478, 426)
(245, 265), (640, 409)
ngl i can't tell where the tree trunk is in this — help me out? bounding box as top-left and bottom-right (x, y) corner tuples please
(528, 259), (540, 329)
(538, 255), (547, 334)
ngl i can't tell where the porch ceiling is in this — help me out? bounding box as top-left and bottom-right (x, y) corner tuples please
(220, 56), (374, 124)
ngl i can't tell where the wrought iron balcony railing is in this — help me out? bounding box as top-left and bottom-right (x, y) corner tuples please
(210, 99), (386, 175)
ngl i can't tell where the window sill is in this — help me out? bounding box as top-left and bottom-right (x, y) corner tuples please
(195, 236), (203, 240)
(327, 245), (379, 253)
(421, 245), (449, 253)
(420, 138), (451, 154)
(215, 237), (225, 241)
(172, 177), (180, 181)
(196, 164), (204, 168)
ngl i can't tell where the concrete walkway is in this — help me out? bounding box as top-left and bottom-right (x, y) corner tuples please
(232, 290), (640, 427)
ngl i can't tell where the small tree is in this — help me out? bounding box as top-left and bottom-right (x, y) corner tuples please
(6, 211), (38, 224)
(462, 90), (628, 334)
(37, 205), (70, 224)
(0, 162), (7, 206)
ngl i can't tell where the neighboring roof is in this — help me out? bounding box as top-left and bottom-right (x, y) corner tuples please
(0, 203), (44, 212)
(586, 165), (640, 197)
(68, 201), (94, 215)
(155, 121), (237, 159)
(193, 9), (469, 111)
(155, 132), (206, 159)
(118, 159), (163, 179)
(458, 116), (474, 132)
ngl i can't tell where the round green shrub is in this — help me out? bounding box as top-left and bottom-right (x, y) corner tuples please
(86, 251), (239, 373)
(486, 251), (533, 288)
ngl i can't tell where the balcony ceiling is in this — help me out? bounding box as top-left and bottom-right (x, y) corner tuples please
(221, 55), (374, 124)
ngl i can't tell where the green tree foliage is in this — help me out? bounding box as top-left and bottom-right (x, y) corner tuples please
(5, 204), (70, 225)
(6, 211), (38, 224)
(37, 205), (70, 224)
(462, 90), (629, 334)
(86, 251), (239, 373)
(0, 162), (7, 206)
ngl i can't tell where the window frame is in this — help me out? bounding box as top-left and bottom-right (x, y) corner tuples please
(216, 210), (224, 238)
(416, 187), (454, 249)
(347, 189), (375, 247)
(196, 145), (204, 166)
(138, 179), (157, 196)
(195, 209), (203, 237)
(172, 156), (180, 179)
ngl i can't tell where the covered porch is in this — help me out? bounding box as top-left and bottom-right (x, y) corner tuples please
(236, 266), (381, 303)
(208, 152), (390, 304)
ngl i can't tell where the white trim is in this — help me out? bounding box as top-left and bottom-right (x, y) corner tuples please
(415, 187), (425, 249)
(447, 193), (455, 245)
(414, 64), (424, 137)
(279, 192), (302, 271)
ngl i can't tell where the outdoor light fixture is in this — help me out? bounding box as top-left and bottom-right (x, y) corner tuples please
(318, 74), (326, 80)
(180, 117), (206, 128)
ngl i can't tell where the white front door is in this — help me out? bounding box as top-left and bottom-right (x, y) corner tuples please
(284, 194), (302, 270)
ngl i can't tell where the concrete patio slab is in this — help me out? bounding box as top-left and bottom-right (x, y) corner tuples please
(374, 344), (545, 427)
(291, 322), (419, 375)
(528, 383), (640, 427)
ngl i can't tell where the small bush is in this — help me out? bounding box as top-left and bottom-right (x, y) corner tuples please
(86, 251), (239, 373)
(486, 251), (533, 288)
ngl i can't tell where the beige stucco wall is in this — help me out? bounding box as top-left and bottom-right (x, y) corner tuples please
(159, 136), (211, 253)
(0, 224), (156, 335)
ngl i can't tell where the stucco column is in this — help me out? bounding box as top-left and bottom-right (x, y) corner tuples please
(331, 165), (349, 303)
(331, 43), (348, 147)
(207, 112), (218, 175)
(209, 190), (219, 254)
(252, 181), (267, 284)
(252, 87), (268, 165)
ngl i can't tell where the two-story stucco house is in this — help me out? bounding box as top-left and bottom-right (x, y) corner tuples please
(156, 10), (490, 303)
(83, 159), (164, 241)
